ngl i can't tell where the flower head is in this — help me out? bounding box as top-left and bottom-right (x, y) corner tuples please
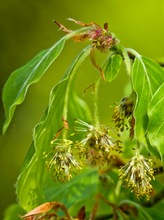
(89, 24), (117, 53)
(119, 154), (155, 199)
(45, 139), (81, 182)
(113, 96), (135, 138)
(76, 119), (122, 166)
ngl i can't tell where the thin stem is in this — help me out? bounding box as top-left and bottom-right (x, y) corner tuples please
(62, 46), (91, 139)
(93, 77), (101, 128)
(134, 141), (141, 157)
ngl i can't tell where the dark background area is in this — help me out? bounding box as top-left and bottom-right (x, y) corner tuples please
(0, 0), (164, 218)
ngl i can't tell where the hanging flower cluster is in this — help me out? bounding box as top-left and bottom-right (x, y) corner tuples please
(119, 154), (155, 199)
(46, 119), (122, 182)
(75, 119), (122, 166)
(112, 95), (135, 138)
(45, 139), (81, 182)
(44, 19), (156, 200)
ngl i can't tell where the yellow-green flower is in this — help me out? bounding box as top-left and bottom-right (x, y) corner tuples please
(76, 119), (121, 166)
(119, 154), (155, 199)
(46, 139), (81, 182)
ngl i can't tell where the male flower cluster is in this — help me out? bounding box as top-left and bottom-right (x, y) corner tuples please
(113, 96), (135, 138)
(46, 139), (81, 182)
(119, 154), (155, 199)
(76, 119), (122, 166)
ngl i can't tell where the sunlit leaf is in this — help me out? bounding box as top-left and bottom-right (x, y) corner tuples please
(2, 27), (89, 134)
(104, 53), (122, 82)
(16, 47), (91, 211)
(147, 83), (164, 160)
(131, 56), (164, 146)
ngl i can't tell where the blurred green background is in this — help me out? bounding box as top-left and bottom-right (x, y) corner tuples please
(0, 0), (164, 218)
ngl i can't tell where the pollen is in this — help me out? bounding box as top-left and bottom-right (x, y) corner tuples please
(119, 154), (155, 199)
(46, 139), (81, 182)
(75, 119), (122, 166)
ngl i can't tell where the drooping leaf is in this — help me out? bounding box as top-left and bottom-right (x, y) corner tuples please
(104, 53), (122, 82)
(2, 27), (90, 134)
(147, 83), (164, 160)
(131, 56), (164, 146)
(16, 47), (91, 211)
(21, 202), (71, 220)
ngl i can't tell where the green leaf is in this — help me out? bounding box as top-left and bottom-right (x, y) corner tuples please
(2, 27), (90, 134)
(118, 200), (153, 220)
(2, 37), (65, 134)
(145, 199), (164, 220)
(44, 168), (99, 215)
(16, 47), (91, 211)
(147, 83), (164, 159)
(131, 56), (164, 145)
(3, 203), (25, 220)
(104, 53), (122, 82)
(122, 47), (132, 75)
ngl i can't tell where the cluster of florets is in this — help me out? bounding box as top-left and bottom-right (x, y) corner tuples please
(45, 139), (81, 182)
(88, 23), (118, 53)
(55, 18), (118, 53)
(112, 96), (135, 138)
(119, 154), (155, 199)
(75, 119), (122, 166)
(45, 20), (156, 199)
(46, 119), (122, 182)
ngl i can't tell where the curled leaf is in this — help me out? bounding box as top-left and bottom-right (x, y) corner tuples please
(21, 202), (71, 220)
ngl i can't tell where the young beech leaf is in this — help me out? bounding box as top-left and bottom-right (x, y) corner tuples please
(147, 83), (164, 160)
(44, 169), (98, 214)
(2, 37), (65, 134)
(131, 56), (164, 145)
(2, 27), (89, 134)
(104, 53), (122, 82)
(16, 47), (91, 211)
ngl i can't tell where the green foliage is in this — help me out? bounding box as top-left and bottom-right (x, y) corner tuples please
(104, 53), (122, 82)
(2, 27), (89, 134)
(131, 54), (164, 158)
(3, 204), (24, 220)
(2, 19), (164, 219)
(132, 55), (164, 140)
(16, 46), (91, 211)
(147, 83), (164, 160)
